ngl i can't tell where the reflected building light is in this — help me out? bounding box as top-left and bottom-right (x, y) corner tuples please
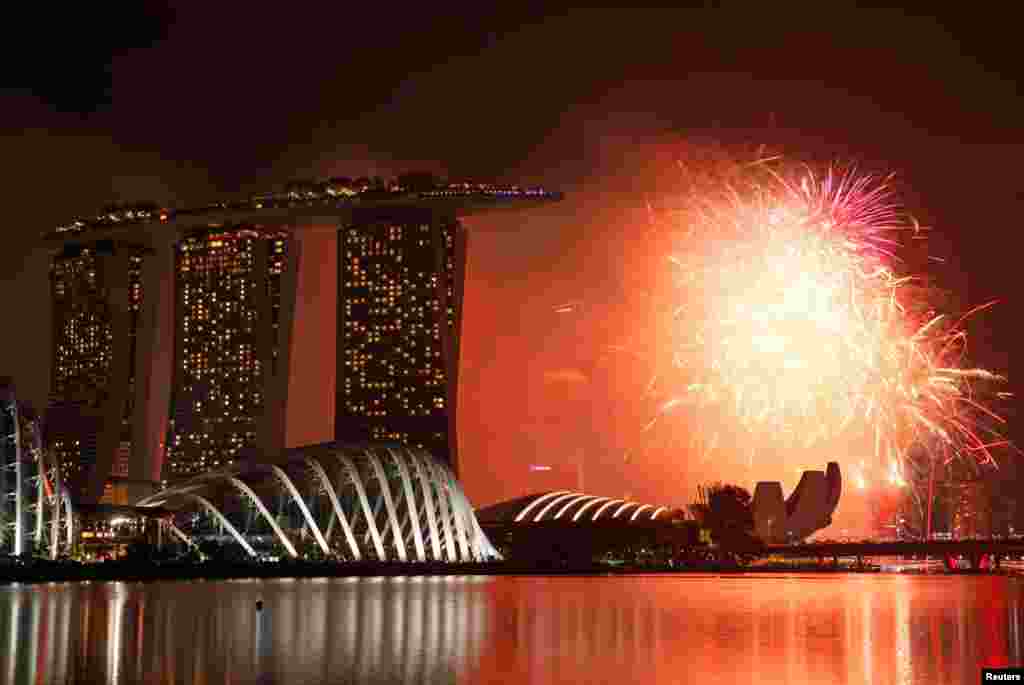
(957, 599), (968, 669)
(573, 599), (585, 669)
(862, 588), (874, 685)
(27, 594), (40, 685)
(311, 590), (328, 668)
(362, 588), (379, 682)
(45, 593), (57, 683)
(927, 602), (945, 684)
(253, 599), (268, 677)
(6, 592), (20, 685)
(81, 597), (93, 668)
(1011, 596), (1021, 665)
(896, 584), (911, 685)
(453, 587), (466, 669)
(133, 594), (145, 684)
(341, 586), (357, 679)
(163, 588), (176, 683)
(107, 585), (126, 685)
(843, 589), (856, 682)
(0, 577), (493, 684)
(427, 581), (441, 681)
(58, 589), (71, 684)
(189, 605), (206, 684)
(392, 587), (409, 683)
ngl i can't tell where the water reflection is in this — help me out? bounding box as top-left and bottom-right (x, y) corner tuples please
(0, 574), (1020, 684)
(475, 575), (1024, 685)
(0, 576), (491, 684)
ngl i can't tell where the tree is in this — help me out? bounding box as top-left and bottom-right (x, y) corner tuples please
(285, 179), (316, 195)
(124, 540), (156, 563)
(689, 483), (762, 564)
(397, 171), (439, 192)
(196, 539), (249, 563)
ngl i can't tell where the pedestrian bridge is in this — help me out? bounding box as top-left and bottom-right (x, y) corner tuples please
(768, 539), (1024, 570)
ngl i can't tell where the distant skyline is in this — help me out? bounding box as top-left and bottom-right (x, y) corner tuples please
(3, 7), (1022, 511)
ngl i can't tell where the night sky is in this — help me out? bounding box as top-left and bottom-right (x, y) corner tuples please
(3, 6), (1022, 508)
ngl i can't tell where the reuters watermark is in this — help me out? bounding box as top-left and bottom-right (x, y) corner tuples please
(984, 669), (1024, 682)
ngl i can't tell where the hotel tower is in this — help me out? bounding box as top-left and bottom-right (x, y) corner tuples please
(45, 182), (560, 502)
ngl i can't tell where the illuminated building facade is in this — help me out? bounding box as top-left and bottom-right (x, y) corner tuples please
(164, 226), (298, 480)
(45, 181), (561, 498)
(47, 239), (152, 502)
(337, 207), (466, 472)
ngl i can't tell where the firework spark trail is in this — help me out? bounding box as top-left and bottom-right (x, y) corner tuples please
(619, 157), (1010, 508)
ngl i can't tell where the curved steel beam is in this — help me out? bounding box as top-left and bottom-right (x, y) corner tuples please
(185, 493), (257, 557)
(554, 494), (600, 520)
(50, 489), (59, 560)
(50, 460), (62, 560)
(227, 478), (297, 557)
(34, 474), (44, 547)
(514, 490), (572, 522)
(591, 499), (625, 521)
(573, 497), (612, 522)
(333, 453), (387, 560)
(63, 490), (74, 548)
(385, 447), (426, 562)
(447, 480), (474, 561)
(408, 449), (443, 561)
(649, 506), (668, 520)
(135, 466), (242, 506)
(165, 520), (204, 558)
(629, 504), (654, 522)
(270, 465), (330, 556)
(457, 487), (487, 561)
(11, 401), (24, 555)
(612, 502), (642, 519)
(433, 460), (470, 560)
(28, 431), (44, 549)
(472, 511), (501, 560)
(363, 449), (408, 562)
(425, 458), (458, 561)
(534, 492), (582, 522)
(306, 457), (360, 560)
(142, 482), (216, 508)
(37, 465), (58, 560)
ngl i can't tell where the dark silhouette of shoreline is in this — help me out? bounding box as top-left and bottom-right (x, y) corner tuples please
(3, 557), (1013, 584)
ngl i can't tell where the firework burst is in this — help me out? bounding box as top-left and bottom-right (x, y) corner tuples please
(625, 156), (1010, 520)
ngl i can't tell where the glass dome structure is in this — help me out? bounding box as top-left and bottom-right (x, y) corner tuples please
(137, 442), (499, 562)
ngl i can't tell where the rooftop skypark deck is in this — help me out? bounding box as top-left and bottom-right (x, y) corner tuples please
(44, 180), (563, 241)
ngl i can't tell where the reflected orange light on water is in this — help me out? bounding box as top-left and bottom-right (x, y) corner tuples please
(0, 576), (1020, 684)
(474, 575), (1023, 685)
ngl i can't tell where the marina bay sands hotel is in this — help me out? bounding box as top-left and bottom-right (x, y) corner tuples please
(44, 179), (560, 504)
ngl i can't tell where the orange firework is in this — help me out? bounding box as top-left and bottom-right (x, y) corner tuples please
(629, 156), (1010, 510)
